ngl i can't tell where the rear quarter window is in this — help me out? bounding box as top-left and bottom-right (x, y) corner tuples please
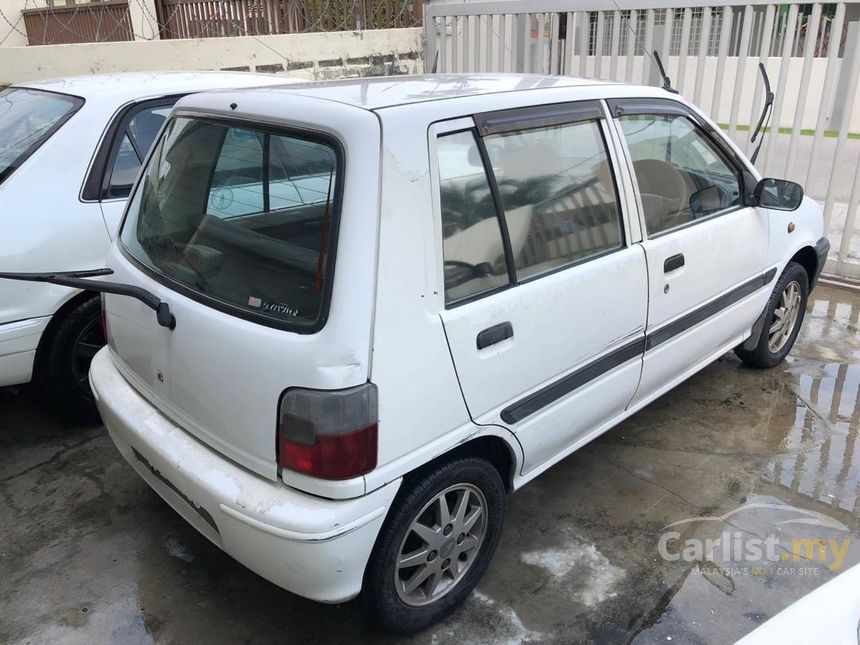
(120, 116), (341, 331)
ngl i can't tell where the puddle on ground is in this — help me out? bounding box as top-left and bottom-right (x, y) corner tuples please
(627, 286), (860, 644)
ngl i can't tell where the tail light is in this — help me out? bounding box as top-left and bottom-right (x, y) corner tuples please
(277, 383), (378, 480)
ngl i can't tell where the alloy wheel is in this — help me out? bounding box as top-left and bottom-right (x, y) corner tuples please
(768, 280), (802, 353)
(394, 483), (487, 607)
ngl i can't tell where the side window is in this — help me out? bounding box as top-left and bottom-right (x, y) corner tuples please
(105, 105), (172, 199)
(106, 134), (140, 199)
(437, 131), (510, 304)
(483, 120), (623, 281)
(618, 114), (742, 236)
(127, 106), (172, 154)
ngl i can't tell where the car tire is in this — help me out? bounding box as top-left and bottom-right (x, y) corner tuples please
(735, 261), (809, 369)
(363, 456), (506, 633)
(42, 296), (105, 420)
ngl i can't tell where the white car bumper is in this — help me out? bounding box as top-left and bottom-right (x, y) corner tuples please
(89, 348), (400, 603)
(0, 316), (49, 387)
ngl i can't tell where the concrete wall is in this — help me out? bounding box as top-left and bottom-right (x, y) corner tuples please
(0, 27), (423, 85)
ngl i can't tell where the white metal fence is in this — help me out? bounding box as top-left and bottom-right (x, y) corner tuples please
(424, 0), (860, 280)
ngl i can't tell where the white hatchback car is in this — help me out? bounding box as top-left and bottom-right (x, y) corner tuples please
(0, 72), (290, 415)
(27, 75), (828, 630)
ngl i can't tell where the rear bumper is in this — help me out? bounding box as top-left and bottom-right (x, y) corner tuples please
(812, 236), (830, 290)
(89, 348), (400, 603)
(0, 317), (49, 387)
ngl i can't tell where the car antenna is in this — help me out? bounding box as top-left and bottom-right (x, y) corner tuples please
(749, 62), (775, 166)
(0, 269), (176, 330)
(652, 50), (679, 94)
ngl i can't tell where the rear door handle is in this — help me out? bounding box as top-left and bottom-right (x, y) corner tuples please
(476, 322), (513, 350)
(664, 253), (685, 273)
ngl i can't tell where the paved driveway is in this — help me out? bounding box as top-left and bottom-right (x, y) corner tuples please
(1, 284), (858, 644)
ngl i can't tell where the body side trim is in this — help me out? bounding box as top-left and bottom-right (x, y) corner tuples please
(646, 267), (777, 350)
(501, 337), (645, 424)
(500, 267), (777, 424)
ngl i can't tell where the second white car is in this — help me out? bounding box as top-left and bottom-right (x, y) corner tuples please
(0, 71), (292, 415)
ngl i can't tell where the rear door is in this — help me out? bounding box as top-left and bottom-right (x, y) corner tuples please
(609, 99), (771, 406)
(433, 103), (648, 477)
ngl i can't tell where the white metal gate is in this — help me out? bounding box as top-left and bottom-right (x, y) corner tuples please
(423, 0), (860, 280)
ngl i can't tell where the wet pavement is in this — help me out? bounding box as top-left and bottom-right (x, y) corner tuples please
(1, 284), (858, 645)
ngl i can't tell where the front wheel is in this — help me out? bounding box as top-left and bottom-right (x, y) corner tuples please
(735, 261), (809, 368)
(363, 457), (505, 633)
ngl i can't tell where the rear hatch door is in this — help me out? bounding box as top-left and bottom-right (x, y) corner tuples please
(104, 95), (381, 482)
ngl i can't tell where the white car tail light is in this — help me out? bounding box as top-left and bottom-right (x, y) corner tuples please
(277, 383), (378, 480)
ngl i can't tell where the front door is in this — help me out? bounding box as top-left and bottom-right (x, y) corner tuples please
(432, 104), (648, 477)
(610, 102), (771, 406)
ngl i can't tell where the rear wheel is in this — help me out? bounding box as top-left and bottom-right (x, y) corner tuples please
(735, 261), (808, 368)
(363, 457), (505, 633)
(41, 296), (105, 419)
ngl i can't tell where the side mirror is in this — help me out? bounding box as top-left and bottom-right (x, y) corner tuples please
(752, 178), (803, 211)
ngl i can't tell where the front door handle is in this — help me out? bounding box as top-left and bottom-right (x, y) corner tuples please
(477, 322), (513, 350)
(664, 253), (685, 273)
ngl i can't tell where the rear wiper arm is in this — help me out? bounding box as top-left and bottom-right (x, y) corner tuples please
(0, 268), (176, 329)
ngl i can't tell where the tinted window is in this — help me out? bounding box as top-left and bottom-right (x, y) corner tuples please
(483, 120), (623, 280)
(618, 114), (741, 235)
(437, 130), (510, 304)
(121, 117), (340, 329)
(106, 105), (172, 199)
(107, 134), (141, 198)
(208, 128), (265, 217)
(127, 106), (171, 155)
(0, 87), (82, 185)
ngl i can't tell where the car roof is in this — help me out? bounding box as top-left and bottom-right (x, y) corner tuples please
(185, 73), (632, 112)
(15, 71), (293, 102)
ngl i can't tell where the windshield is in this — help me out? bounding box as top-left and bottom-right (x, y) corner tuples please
(0, 87), (83, 184)
(120, 116), (341, 331)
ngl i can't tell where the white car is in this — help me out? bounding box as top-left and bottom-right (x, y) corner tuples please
(27, 74), (828, 631)
(737, 564), (860, 644)
(0, 72), (291, 416)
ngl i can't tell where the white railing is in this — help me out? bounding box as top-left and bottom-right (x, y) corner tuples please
(424, 0), (860, 280)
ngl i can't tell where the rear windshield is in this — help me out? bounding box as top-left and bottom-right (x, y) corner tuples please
(120, 116), (341, 330)
(0, 87), (83, 184)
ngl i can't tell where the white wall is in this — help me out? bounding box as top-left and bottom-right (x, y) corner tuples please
(0, 0), (31, 47)
(0, 27), (423, 85)
(572, 55), (860, 133)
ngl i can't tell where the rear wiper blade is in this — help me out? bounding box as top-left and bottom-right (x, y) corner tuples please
(0, 268), (176, 329)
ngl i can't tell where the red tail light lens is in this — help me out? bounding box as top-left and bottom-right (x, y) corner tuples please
(277, 384), (378, 480)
